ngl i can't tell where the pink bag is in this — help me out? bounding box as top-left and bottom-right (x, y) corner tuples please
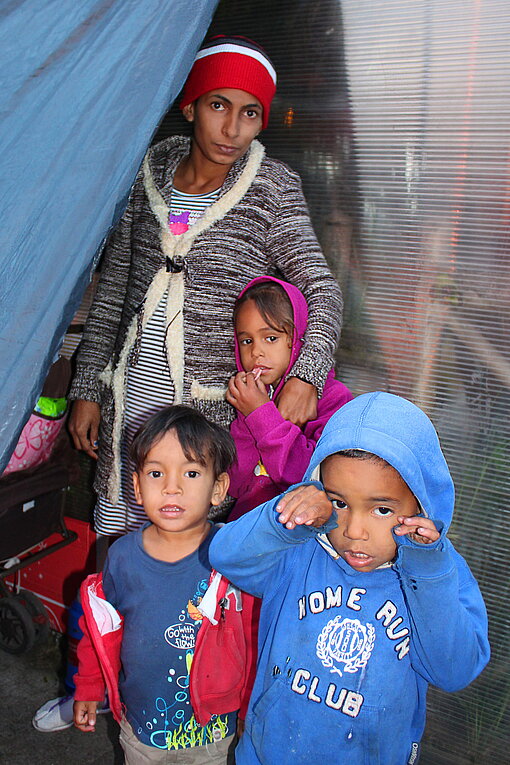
(3, 357), (71, 476)
(3, 412), (66, 476)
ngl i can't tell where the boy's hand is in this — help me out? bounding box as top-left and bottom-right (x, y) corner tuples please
(276, 485), (333, 530)
(226, 371), (269, 416)
(73, 700), (99, 732)
(394, 515), (440, 544)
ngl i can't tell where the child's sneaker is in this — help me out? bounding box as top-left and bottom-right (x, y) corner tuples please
(32, 694), (109, 732)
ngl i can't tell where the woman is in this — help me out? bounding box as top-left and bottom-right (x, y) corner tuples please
(68, 35), (343, 535)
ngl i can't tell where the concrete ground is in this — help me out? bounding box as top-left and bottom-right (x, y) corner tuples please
(0, 631), (122, 764)
(1, 614), (473, 765)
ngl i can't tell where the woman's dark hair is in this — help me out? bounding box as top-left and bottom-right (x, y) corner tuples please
(234, 280), (295, 339)
(130, 405), (236, 478)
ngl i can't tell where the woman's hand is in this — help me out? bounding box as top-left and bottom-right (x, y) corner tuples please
(68, 400), (101, 460)
(226, 372), (269, 417)
(276, 377), (317, 427)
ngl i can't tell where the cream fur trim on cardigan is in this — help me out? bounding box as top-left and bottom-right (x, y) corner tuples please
(106, 140), (265, 502)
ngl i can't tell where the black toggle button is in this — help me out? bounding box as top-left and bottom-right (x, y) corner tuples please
(166, 257), (183, 273)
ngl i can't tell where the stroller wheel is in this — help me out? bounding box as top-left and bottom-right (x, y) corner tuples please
(15, 590), (50, 644)
(0, 596), (36, 654)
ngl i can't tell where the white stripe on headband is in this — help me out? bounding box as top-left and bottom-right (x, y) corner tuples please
(195, 43), (277, 85)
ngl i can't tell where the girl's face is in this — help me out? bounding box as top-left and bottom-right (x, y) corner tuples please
(235, 298), (293, 387)
(182, 88), (263, 168)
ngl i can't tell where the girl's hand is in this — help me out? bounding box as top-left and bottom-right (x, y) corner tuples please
(394, 516), (440, 544)
(226, 371), (269, 416)
(73, 700), (99, 732)
(276, 485), (333, 530)
(276, 378), (317, 427)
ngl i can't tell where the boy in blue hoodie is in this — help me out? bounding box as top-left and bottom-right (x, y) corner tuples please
(209, 392), (490, 764)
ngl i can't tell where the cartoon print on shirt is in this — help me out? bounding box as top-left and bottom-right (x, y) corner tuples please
(316, 616), (376, 677)
(187, 600), (204, 621)
(168, 210), (190, 235)
(138, 576), (231, 750)
(164, 578), (206, 648)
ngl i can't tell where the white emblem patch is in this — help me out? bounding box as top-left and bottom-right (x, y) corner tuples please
(316, 616), (375, 676)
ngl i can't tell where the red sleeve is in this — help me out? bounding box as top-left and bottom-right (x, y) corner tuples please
(73, 614), (107, 703)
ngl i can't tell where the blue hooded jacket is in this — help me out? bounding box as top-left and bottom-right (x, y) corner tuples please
(210, 392), (489, 765)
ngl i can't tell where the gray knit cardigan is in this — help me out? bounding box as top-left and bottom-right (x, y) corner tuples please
(70, 136), (343, 503)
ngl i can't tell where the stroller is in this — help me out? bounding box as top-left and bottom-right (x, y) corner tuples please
(0, 460), (77, 654)
(0, 358), (78, 654)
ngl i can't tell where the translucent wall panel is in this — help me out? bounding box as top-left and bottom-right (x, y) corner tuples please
(158, 1), (508, 760)
(340, 2), (509, 761)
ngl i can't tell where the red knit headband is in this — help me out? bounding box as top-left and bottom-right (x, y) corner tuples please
(180, 37), (277, 129)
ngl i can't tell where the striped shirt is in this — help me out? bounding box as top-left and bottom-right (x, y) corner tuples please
(95, 188), (220, 535)
(70, 137), (342, 517)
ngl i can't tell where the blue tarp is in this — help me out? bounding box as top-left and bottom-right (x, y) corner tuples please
(0, 0), (218, 470)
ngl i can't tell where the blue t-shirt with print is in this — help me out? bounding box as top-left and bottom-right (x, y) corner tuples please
(103, 523), (235, 749)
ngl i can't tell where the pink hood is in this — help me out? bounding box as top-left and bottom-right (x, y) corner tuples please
(234, 276), (308, 398)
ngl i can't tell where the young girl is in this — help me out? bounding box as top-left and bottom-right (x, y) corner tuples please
(226, 276), (353, 520)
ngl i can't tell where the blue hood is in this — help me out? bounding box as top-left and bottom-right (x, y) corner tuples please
(304, 391), (455, 532)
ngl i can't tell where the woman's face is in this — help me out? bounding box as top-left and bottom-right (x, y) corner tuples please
(183, 88), (263, 168)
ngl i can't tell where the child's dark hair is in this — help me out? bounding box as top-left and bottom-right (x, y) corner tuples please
(336, 449), (420, 506)
(130, 405), (236, 478)
(234, 280), (295, 339)
(337, 448), (389, 467)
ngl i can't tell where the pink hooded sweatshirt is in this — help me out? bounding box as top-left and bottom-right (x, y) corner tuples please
(228, 276), (353, 521)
